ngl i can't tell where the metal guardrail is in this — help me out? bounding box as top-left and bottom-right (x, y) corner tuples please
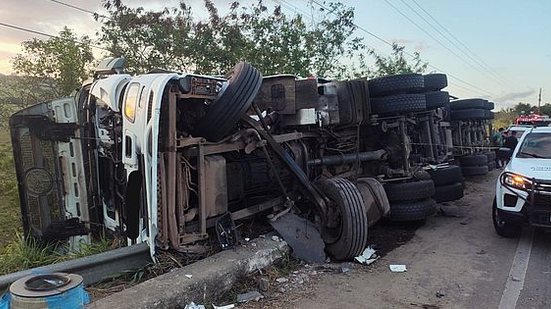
(0, 243), (151, 292)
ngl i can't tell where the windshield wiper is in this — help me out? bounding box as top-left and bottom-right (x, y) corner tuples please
(519, 151), (544, 158)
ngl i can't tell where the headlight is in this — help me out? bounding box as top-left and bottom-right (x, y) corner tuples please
(502, 173), (532, 190)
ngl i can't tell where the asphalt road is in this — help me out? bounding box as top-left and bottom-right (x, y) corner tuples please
(247, 170), (551, 309)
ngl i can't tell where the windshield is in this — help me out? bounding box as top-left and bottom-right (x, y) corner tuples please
(516, 133), (551, 159)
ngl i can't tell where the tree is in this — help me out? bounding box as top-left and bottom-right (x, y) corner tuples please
(97, 0), (371, 78)
(11, 27), (94, 98)
(368, 43), (428, 77)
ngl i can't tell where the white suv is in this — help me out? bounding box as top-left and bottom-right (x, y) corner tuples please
(493, 127), (551, 237)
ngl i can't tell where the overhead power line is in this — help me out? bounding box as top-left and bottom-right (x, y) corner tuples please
(398, 0), (513, 89)
(49, 0), (96, 15)
(0, 22), (109, 52)
(307, 0), (493, 96)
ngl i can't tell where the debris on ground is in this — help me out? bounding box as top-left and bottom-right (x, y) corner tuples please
(269, 213), (326, 263)
(184, 302), (206, 309)
(212, 304), (235, 309)
(275, 277), (288, 283)
(185, 274), (193, 279)
(389, 264), (407, 272)
(237, 290), (264, 303)
(354, 246), (378, 265)
(257, 277), (270, 292)
(436, 290), (446, 298)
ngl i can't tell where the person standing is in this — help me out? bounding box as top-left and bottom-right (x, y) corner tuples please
(503, 131), (519, 163)
(492, 128), (504, 167)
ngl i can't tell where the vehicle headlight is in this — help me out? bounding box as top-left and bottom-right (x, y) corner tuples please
(502, 173), (532, 190)
(124, 99), (136, 123)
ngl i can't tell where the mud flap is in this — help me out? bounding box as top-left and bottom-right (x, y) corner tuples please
(270, 213), (326, 263)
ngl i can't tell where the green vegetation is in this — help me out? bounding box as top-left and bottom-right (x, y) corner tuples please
(0, 234), (112, 275)
(493, 102), (551, 129)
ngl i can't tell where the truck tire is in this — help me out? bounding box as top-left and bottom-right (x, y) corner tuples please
(485, 101), (495, 110)
(487, 161), (496, 171)
(317, 177), (369, 260)
(428, 165), (463, 186)
(450, 108), (487, 121)
(433, 182), (464, 203)
(486, 110), (495, 119)
(390, 198), (436, 222)
(371, 94), (426, 115)
(462, 165), (489, 176)
(193, 61), (262, 142)
(493, 199), (521, 237)
(450, 98), (487, 110)
(425, 91), (449, 109)
(485, 151), (496, 162)
(368, 73), (424, 97)
(460, 154), (488, 166)
(423, 73), (448, 91)
(384, 179), (435, 202)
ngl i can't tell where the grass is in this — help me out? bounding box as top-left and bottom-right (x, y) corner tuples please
(0, 233), (112, 275)
(0, 134), (21, 249)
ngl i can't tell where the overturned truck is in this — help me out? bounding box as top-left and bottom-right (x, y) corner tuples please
(10, 59), (458, 261)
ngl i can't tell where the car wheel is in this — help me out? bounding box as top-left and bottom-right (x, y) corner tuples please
(317, 177), (369, 260)
(493, 199), (521, 237)
(192, 61), (262, 142)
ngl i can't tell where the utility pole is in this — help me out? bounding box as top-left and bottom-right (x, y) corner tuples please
(538, 88), (542, 114)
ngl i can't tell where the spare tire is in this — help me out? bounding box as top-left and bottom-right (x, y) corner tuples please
(428, 165), (463, 186)
(423, 73), (448, 91)
(460, 154), (488, 166)
(390, 198), (436, 222)
(193, 61), (262, 141)
(450, 98), (487, 110)
(462, 165), (489, 176)
(425, 91), (449, 109)
(384, 179), (435, 202)
(368, 74), (424, 97)
(371, 93), (426, 115)
(433, 182), (464, 203)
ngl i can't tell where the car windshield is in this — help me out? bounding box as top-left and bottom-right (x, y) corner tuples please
(516, 133), (551, 159)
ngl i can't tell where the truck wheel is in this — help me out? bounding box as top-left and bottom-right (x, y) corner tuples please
(460, 154), (488, 166)
(384, 179), (435, 202)
(371, 94), (426, 115)
(317, 177), (369, 261)
(450, 108), (487, 121)
(450, 98), (487, 110)
(428, 165), (462, 186)
(192, 61), (262, 141)
(485, 151), (496, 162)
(462, 165), (489, 176)
(487, 161), (496, 171)
(485, 101), (495, 110)
(425, 91), (449, 109)
(390, 198), (436, 222)
(493, 199), (521, 237)
(368, 73), (424, 97)
(433, 182), (464, 203)
(423, 73), (447, 91)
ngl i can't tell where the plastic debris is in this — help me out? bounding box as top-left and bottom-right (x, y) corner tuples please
(237, 290), (264, 303)
(212, 304), (235, 309)
(275, 277), (288, 283)
(244, 237), (250, 242)
(185, 274), (193, 279)
(184, 302), (205, 309)
(271, 235), (280, 242)
(389, 265), (407, 272)
(354, 246), (378, 265)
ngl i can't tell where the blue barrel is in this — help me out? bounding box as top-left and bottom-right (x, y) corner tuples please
(9, 273), (89, 309)
(0, 293), (9, 309)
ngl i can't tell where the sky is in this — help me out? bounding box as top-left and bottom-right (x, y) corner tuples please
(0, 0), (549, 110)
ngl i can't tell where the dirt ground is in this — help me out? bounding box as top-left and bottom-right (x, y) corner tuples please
(237, 170), (545, 309)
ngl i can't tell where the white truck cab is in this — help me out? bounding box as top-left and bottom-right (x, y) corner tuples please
(493, 126), (551, 237)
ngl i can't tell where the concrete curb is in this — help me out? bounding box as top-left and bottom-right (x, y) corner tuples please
(88, 238), (289, 308)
